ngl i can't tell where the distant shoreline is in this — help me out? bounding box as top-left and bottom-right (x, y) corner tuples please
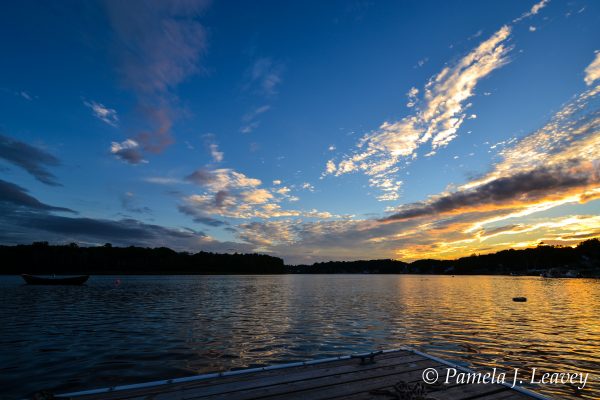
(3, 273), (598, 278)
(2, 239), (600, 278)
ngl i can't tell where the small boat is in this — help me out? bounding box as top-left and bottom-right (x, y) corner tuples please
(21, 274), (89, 285)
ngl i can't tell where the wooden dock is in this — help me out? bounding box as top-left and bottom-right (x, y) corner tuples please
(54, 348), (549, 400)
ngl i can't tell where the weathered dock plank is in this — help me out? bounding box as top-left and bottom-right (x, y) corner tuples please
(181, 360), (440, 400)
(56, 349), (547, 400)
(73, 351), (416, 400)
(152, 354), (428, 400)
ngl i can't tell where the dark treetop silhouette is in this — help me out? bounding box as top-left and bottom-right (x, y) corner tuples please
(1, 239), (599, 276)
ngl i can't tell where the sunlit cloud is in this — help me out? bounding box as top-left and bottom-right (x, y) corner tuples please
(513, 0), (550, 23)
(250, 78), (600, 263)
(185, 168), (261, 191)
(180, 166), (336, 225)
(241, 188), (273, 204)
(584, 51), (600, 86)
(301, 182), (315, 192)
(325, 26), (512, 201)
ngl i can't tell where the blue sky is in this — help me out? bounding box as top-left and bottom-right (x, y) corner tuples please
(1, 0), (600, 264)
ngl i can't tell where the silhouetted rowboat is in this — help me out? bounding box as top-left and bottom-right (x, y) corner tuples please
(21, 274), (89, 285)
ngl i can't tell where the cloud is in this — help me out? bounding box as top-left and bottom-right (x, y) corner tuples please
(134, 105), (174, 154)
(121, 192), (152, 214)
(301, 182), (315, 192)
(0, 179), (74, 213)
(240, 122), (259, 134)
(513, 0), (550, 22)
(180, 165), (337, 223)
(230, 81), (600, 263)
(209, 143), (224, 162)
(110, 139), (146, 164)
(384, 162), (599, 222)
(202, 134), (224, 162)
(0, 188), (258, 255)
(384, 82), (600, 226)
(325, 26), (512, 201)
(240, 188), (273, 204)
(584, 52), (600, 86)
(105, 0), (207, 95)
(185, 168), (262, 191)
(144, 176), (185, 185)
(177, 203), (227, 226)
(0, 134), (61, 186)
(4, 211), (206, 249)
(104, 0), (208, 159)
(20, 91), (33, 101)
(237, 220), (298, 248)
(247, 58), (284, 96)
(84, 100), (119, 126)
(240, 105), (270, 133)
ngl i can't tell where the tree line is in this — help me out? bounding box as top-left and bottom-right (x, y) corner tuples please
(1, 239), (599, 277)
(0, 242), (285, 275)
(291, 239), (600, 277)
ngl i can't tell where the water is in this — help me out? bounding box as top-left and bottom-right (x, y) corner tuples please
(0, 275), (598, 399)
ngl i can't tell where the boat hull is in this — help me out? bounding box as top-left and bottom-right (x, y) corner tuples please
(21, 274), (89, 285)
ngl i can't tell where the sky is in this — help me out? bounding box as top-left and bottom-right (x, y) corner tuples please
(1, 0), (600, 265)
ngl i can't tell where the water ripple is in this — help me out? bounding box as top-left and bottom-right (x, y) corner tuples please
(0, 275), (598, 399)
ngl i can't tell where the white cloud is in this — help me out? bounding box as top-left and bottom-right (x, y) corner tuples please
(144, 177), (184, 185)
(415, 58), (428, 68)
(179, 166), (338, 223)
(325, 160), (336, 175)
(84, 100), (119, 127)
(20, 91), (33, 101)
(241, 105), (271, 133)
(240, 121), (259, 134)
(110, 139), (146, 164)
(529, 26), (537, 32)
(186, 168), (262, 192)
(584, 52), (600, 86)
(325, 26), (512, 201)
(209, 143), (223, 162)
(530, 0), (549, 15)
(273, 179), (282, 185)
(514, 0), (550, 23)
(301, 182), (315, 192)
(241, 189), (273, 204)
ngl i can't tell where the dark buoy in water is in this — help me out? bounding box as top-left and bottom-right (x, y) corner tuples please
(513, 297), (527, 302)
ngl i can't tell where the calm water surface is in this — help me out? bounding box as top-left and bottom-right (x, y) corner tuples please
(1, 275), (599, 399)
